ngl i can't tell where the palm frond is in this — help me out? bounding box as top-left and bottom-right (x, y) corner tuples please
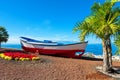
(73, 1), (120, 44)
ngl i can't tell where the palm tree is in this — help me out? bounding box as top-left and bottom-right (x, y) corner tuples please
(0, 26), (9, 48)
(73, 1), (120, 72)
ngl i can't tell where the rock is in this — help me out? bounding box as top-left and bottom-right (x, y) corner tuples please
(83, 52), (95, 58)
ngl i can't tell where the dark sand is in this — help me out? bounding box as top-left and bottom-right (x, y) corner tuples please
(0, 48), (119, 80)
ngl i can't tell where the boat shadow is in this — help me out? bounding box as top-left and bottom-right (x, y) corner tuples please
(80, 56), (103, 61)
(41, 54), (103, 61)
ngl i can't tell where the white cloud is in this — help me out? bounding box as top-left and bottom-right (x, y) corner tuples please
(7, 36), (20, 44)
(6, 33), (102, 44)
(6, 34), (77, 44)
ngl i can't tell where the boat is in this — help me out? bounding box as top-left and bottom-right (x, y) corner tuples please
(20, 37), (88, 58)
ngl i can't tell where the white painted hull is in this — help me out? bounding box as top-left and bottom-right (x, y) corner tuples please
(21, 40), (87, 50)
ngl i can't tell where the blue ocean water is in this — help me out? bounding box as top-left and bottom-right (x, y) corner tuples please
(85, 44), (117, 55)
(1, 44), (22, 50)
(1, 43), (117, 55)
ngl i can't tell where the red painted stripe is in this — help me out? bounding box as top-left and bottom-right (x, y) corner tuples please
(22, 46), (85, 58)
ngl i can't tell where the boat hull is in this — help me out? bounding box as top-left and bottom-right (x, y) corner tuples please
(20, 40), (87, 58)
(22, 46), (85, 58)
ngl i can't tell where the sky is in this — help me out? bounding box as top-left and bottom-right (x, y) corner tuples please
(0, 0), (119, 44)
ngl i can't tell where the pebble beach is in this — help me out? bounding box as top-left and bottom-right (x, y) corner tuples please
(0, 49), (120, 80)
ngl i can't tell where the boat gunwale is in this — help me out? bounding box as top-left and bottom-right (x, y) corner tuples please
(20, 40), (88, 47)
(20, 37), (57, 43)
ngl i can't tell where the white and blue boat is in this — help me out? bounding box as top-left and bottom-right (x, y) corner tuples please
(20, 37), (88, 58)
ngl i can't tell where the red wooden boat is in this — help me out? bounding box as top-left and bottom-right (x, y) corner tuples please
(20, 37), (88, 58)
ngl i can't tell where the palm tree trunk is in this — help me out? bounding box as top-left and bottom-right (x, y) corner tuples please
(102, 38), (113, 72)
(102, 40), (109, 72)
(107, 38), (112, 69)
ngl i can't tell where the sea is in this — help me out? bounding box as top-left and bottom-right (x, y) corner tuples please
(1, 43), (117, 55)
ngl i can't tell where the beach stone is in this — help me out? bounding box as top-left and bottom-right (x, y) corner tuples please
(0, 48), (118, 80)
(83, 52), (95, 58)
